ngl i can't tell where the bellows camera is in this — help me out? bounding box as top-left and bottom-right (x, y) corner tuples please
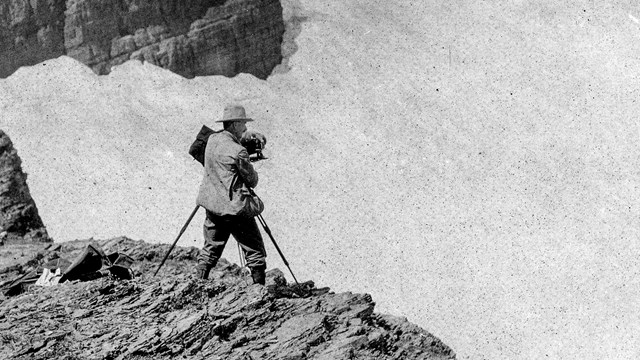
(244, 136), (266, 161)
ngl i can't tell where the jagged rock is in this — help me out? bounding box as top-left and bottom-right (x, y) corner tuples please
(0, 237), (456, 359)
(0, 0), (285, 79)
(0, 130), (49, 243)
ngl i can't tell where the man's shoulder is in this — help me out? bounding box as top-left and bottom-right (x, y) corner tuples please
(209, 132), (244, 154)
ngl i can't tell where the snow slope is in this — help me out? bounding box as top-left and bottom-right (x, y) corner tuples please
(1, 0), (639, 358)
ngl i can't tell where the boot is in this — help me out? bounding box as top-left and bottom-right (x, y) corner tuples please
(250, 266), (266, 285)
(195, 263), (212, 280)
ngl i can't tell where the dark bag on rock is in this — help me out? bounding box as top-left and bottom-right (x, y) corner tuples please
(60, 245), (134, 283)
(59, 244), (108, 283)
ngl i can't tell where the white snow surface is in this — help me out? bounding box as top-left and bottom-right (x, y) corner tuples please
(1, 1), (640, 359)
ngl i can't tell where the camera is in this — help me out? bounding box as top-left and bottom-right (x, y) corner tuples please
(243, 136), (266, 161)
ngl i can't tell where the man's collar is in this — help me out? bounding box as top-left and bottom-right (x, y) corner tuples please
(221, 130), (241, 144)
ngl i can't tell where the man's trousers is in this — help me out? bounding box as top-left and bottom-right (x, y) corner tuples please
(198, 210), (266, 270)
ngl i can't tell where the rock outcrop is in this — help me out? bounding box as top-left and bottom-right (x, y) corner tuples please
(0, 0), (285, 79)
(0, 237), (456, 359)
(0, 130), (49, 243)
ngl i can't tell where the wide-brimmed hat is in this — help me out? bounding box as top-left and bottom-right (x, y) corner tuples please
(215, 105), (254, 122)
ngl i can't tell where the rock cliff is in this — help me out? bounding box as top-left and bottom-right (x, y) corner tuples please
(0, 130), (49, 243)
(0, 0), (285, 79)
(0, 237), (456, 359)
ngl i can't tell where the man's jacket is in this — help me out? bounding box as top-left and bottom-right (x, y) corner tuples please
(196, 131), (258, 215)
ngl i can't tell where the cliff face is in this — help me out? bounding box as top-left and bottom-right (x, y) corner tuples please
(0, 0), (66, 77)
(0, 0), (285, 79)
(0, 130), (49, 243)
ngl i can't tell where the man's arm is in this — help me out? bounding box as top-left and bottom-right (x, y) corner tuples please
(236, 148), (258, 188)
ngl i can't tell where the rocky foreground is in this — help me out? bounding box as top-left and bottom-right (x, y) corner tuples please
(0, 237), (455, 359)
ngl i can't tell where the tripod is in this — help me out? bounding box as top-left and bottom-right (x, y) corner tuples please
(155, 203), (300, 286)
(255, 213), (300, 286)
(154, 205), (200, 277)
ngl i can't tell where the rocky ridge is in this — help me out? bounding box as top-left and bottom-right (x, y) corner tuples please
(0, 0), (285, 78)
(0, 130), (49, 244)
(0, 237), (456, 359)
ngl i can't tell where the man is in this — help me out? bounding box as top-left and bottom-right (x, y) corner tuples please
(195, 105), (267, 284)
